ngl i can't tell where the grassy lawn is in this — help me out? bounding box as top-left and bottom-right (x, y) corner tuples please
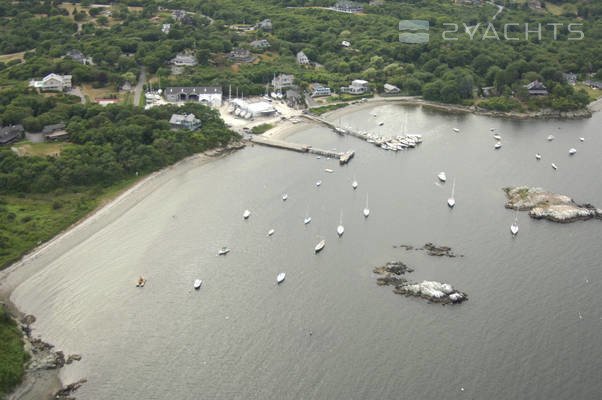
(574, 83), (602, 100)
(545, 2), (563, 15)
(0, 306), (29, 397)
(0, 174), (146, 270)
(11, 142), (74, 157)
(80, 84), (119, 103)
(251, 123), (273, 134)
(0, 50), (32, 63)
(310, 103), (349, 115)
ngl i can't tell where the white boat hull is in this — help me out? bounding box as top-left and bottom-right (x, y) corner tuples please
(448, 198), (455, 208)
(510, 224), (519, 236)
(194, 279), (202, 290)
(277, 273), (286, 284)
(315, 240), (325, 253)
(363, 208), (370, 217)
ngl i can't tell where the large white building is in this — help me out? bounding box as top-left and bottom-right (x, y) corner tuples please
(164, 87), (222, 107)
(340, 79), (368, 94)
(29, 74), (72, 91)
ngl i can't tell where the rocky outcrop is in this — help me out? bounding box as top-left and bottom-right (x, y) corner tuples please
(504, 186), (602, 223)
(394, 281), (467, 304)
(54, 378), (87, 400)
(372, 261), (467, 305)
(396, 243), (462, 257)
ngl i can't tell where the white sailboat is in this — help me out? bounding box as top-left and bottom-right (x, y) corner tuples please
(243, 210), (251, 219)
(193, 279), (202, 290)
(282, 193), (288, 201)
(316, 180), (322, 187)
(267, 229), (275, 236)
(352, 177), (358, 190)
(551, 163), (558, 170)
(569, 148), (577, 155)
(547, 135), (555, 141)
(494, 141), (502, 149)
(218, 246), (230, 255)
(535, 153), (541, 160)
(363, 194), (370, 217)
(337, 211), (344, 237)
(452, 128), (460, 133)
(579, 137), (585, 142)
(447, 179), (456, 208)
(493, 134), (501, 140)
(438, 172), (447, 182)
(510, 211), (519, 236)
(276, 272), (286, 284)
(304, 216), (312, 224)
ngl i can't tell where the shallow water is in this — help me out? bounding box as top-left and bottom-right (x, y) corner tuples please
(12, 104), (602, 399)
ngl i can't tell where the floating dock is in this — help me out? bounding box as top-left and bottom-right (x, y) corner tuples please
(249, 136), (350, 162)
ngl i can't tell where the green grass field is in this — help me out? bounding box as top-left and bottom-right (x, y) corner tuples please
(0, 306), (28, 397)
(251, 123), (273, 134)
(310, 103), (349, 115)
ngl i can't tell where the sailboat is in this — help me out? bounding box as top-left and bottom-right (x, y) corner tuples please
(447, 179), (456, 208)
(218, 246), (230, 255)
(438, 172), (447, 182)
(276, 272), (286, 284)
(352, 177), (358, 190)
(363, 194), (370, 217)
(510, 211), (519, 236)
(193, 279), (202, 290)
(569, 148), (577, 155)
(535, 153), (542, 160)
(316, 180), (322, 187)
(337, 211), (344, 237)
(494, 141), (502, 149)
(243, 209), (251, 219)
(282, 193), (288, 201)
(314, 239), (326, 253)
(267, 229), (275, 236)
(452, 128), (460, 133)
(304, 206), (311, 224)
(547, 135), (555, 141)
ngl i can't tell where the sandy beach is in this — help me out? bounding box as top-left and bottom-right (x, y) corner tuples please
(0, 143), (245, 399)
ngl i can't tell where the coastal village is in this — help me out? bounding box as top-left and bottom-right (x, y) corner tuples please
(0, 0), (601, 399)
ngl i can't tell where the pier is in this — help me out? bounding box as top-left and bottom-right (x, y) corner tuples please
(249, 136), (352, 163)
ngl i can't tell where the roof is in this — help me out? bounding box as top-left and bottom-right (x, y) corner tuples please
(352, 79), (368, 85)
(384, 83), (399, 91)
(165, 87), (222, 95)
(169, 113), (200, 125)
(286, 89), (300, 98)
(42, 123), (66, 134)
(0, 125), (24, 144)
(525, 80), (547, 90)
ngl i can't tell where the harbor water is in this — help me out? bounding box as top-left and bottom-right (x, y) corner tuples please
(11, 104), (602, 399)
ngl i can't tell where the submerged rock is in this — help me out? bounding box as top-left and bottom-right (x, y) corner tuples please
(393, 280), (468, 304)
(504, 186), (602, 223)
(373, 261), (412, 286)
(423, 243), (459, 257)
(54, 378), (87, 399)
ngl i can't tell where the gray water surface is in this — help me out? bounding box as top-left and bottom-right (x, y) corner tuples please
(12, 104), (602, 399)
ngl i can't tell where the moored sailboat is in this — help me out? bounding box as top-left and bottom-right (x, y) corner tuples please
(447, 179), (456, 208)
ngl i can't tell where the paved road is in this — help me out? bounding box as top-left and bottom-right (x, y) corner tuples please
(488, 1), (504, 20)
(67, 87), (85, 104)
(133, 66), (146, 107)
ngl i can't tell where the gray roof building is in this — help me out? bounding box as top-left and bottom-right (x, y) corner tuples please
(0, 125), (24, 145)
(169, 113), (201, 130)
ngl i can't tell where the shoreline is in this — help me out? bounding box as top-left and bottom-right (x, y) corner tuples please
(0, 142), (245, 400)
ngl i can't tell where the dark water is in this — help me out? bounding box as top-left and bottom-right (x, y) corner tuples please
(12, 104), (602, 399)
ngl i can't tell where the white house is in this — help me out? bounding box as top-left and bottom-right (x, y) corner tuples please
(169, 113), (201, 130)
(341, 79), (368, 94)
(297, 51), (310, 65)
(310, 83), (331, 97)
(341, 40), (351, 47)
(171, 53), (198, 66)
(272, 74), (295, 90)
(29, 74), (72, 91)
(164, 87), (222, 107)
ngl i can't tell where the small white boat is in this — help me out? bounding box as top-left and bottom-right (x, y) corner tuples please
(363, 194), (370, 218)
(378, 122), (384, 126)
(267, 229), (275, 236)
(535, 153), (541, 160)
(315, 239), (326, 253)
(243, 210), (251, 219)
(447, 179), (456, 208)
(325, 168), (334, 173)
(218, 247), (230, 255)
(352, 180), (358, 190)
(316, 180), (321, 187)
(547, 135), (555, 141)
(510, 213), (519, 236)
(337, 211), (344, 237)
(438, 172), (447, 182)
(452, 128), (460, 133)
(372, 113), (377, 117)
(276, 272), (286, 284)
(551, 163), (558, 170)
(316, 156), (321, 159)
(494, 142), (502, 149)
(493, 134), (501, 140)
(579, 137), (584, 142)
(569, 148), (577, 155)
(304, 216), (312, 224)
(136, 277), (146, 287)
(282, 193), (288, 201)
(193, 279), (202, 290)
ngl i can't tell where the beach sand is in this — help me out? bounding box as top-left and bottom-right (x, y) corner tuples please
(0, 143), (245, 399)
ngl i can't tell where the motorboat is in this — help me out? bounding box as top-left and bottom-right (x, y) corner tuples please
(569, 148), (577, 155)
(535, 153), (541, 160)
(282, 193), (288, 201)
(551, 163), (558, 170)
(452, 128), (460, 133)
(447, 179), (456, 208)
(494, 142), (502, 149)
(493, 134), (501, 140)
(267, 229), (275, 236)
(579, 137), (585, 142)
(304, 216), (312, 224)
(325, 168), (334, 173)
(194, 279), (202, 290)
(136, 277), (146, 287)
(547, 135), (555, 141)
(316, 180), (321, 187)
(276, 272), (286, 284)
(243, 210), (251, 219)
(218, 247), (230, 255)
(438, 172), (447, 182)
(315, 239), (326, 253)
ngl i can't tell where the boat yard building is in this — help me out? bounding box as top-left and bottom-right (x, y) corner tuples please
(169, 114), (201, 130)
(164, 87), (222, 107)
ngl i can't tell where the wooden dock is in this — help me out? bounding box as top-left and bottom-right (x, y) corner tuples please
(249, 136), (346, 161)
